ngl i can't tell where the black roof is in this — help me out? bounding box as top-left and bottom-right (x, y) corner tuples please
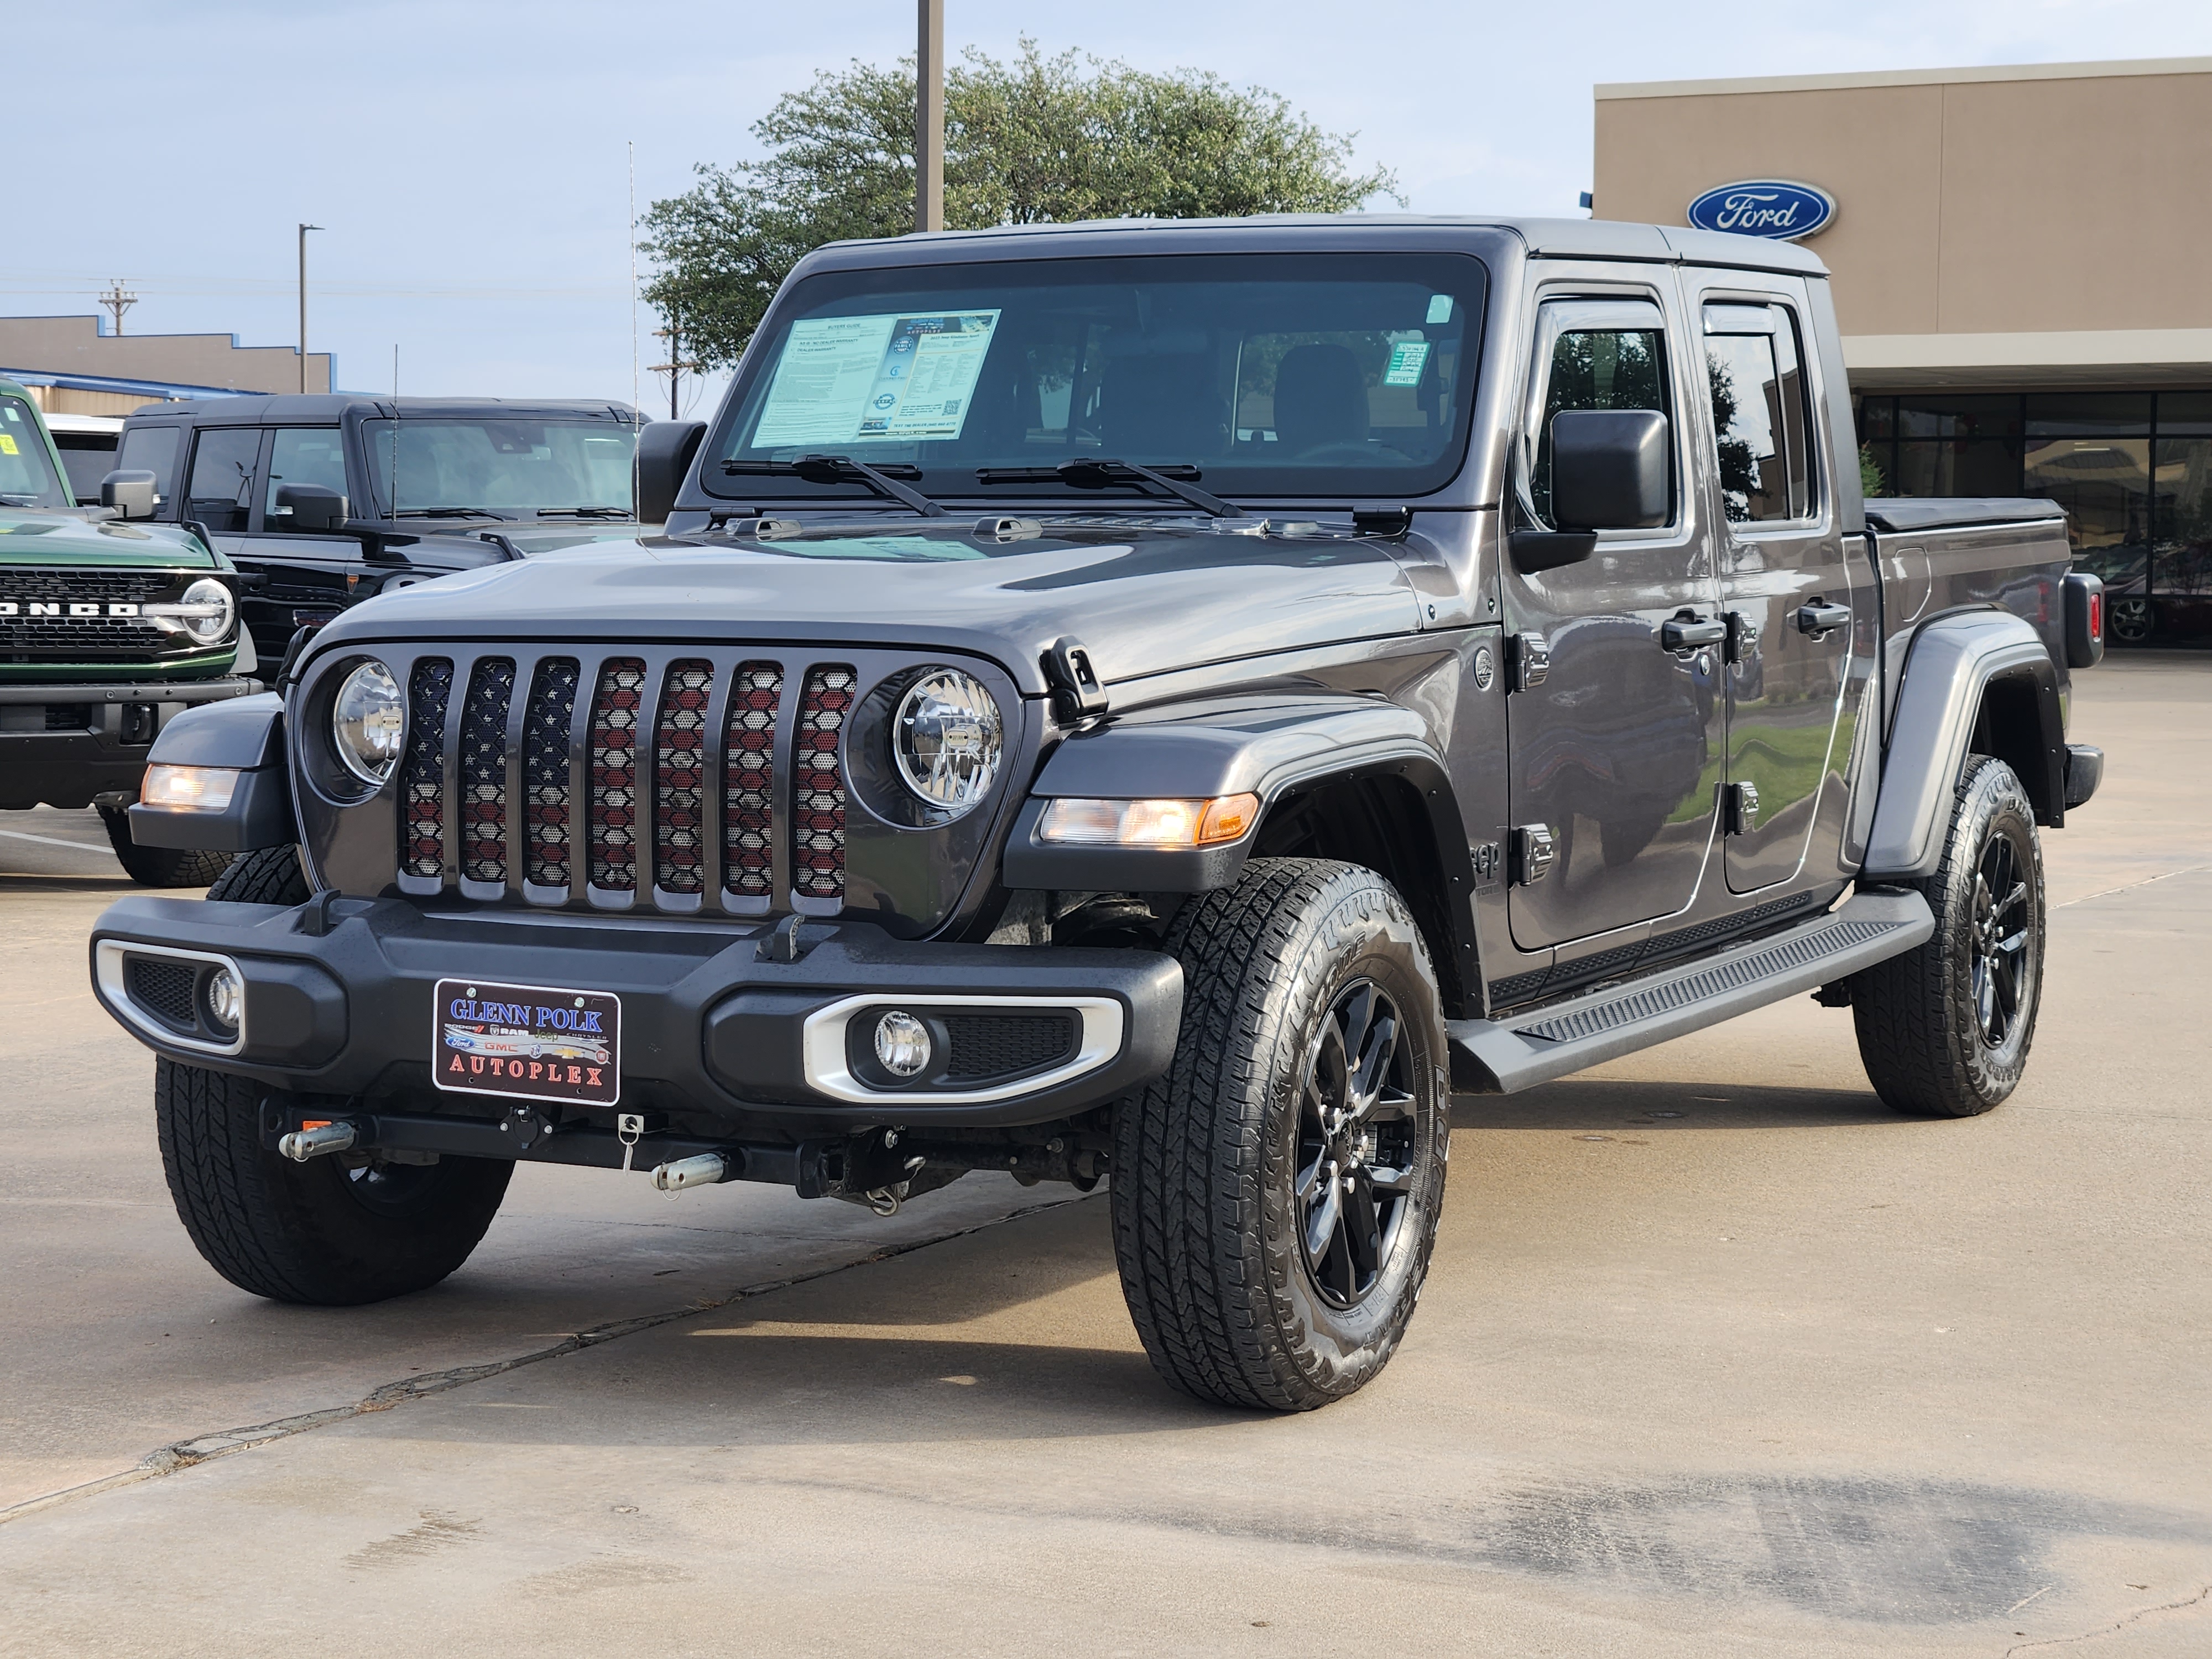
(127, 394), (641, 423)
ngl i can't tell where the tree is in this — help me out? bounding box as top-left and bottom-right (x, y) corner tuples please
(639, 41), (1400, 369)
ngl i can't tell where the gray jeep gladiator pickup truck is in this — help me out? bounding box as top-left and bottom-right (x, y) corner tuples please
(90, 216), (2105, 1411)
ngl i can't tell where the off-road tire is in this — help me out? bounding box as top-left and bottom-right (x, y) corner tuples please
(1851, 755), (2046, 1117)
(154, 1058), (513, 1305)
(99, 805), (233, 888)
(1111, 858), (1451, 1411)
(206, 843), (311, 907)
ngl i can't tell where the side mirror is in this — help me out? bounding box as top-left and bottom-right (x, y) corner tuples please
(273, 483), (348, 533)
(98, 469), (158, 521)
(1551, 409), (1671, 531)
(635, 420), (706, 525)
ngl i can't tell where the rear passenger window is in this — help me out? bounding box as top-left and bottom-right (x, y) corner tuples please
(184, 428), (262, 534)
(1703, 304), (1812, 522)
(1531, 326), (1668, 526)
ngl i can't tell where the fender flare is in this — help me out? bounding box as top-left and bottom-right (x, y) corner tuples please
(999, 693), (1485, 999)
(125, 692), (297, 853)
(1863, 610), (2064, 881)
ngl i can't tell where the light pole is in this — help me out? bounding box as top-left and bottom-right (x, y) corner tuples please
(298, 223), (324, 393)
(915, 0), (943, 233)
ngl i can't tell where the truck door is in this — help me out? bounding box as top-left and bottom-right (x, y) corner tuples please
(226, 427), (363, 664)
(1689, 284), (1854, 894)
(1505, 294), (1726, 950)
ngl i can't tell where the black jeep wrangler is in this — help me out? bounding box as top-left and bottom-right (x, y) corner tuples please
(92, 217), (2103, 1410)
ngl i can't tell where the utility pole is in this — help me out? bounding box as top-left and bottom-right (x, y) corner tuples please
(297, 223), (324, 393)
(915, 0), (944, 233)
(98, 279), (138, 336)
(650, 320), (699, 420)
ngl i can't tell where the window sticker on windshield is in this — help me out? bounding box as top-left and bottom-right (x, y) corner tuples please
(1426, 295), (1453, 324)
(0, 435), (18, 456)
(1383, 341), (1432, 387)
(753, 311), (1001, 448)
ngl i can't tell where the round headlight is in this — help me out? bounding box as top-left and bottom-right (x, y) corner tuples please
(332, 660), (406, 786)
(894, 669), (1002, 816)
(144, 576), (236, 645)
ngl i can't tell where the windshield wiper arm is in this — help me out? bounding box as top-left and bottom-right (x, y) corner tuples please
(535, 506), (633, 519)
(395, 507), (515, 520)
(721, 453), (945, 517)
(975, 458), (1245, 518)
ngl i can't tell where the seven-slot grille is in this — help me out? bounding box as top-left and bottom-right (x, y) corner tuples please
(393, 650), (894, 912)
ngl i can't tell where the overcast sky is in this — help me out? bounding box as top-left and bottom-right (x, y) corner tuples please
(11, 1), (2210, 410)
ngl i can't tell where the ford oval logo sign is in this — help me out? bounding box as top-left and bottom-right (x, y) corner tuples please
(1686, 180), (1836, 241)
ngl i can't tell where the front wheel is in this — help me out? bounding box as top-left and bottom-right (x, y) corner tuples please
(155, 1059), (513, 1305)
(1850, 756), (2046, 1117)
(1112, 859), (1451, 1411)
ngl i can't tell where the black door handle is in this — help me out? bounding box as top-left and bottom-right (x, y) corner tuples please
(1796, 599), (1852, 638)
(1660, 611), (1727, 652)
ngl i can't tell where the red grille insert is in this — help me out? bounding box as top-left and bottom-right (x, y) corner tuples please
(400, 659), (453, 880)
(793, 665), (855, 900)
(722, 662), (782, 898)
(588, 658), (646, 891)
(653, 661), (714, 894)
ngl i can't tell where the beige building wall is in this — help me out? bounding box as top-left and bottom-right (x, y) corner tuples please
(0, 315), (331, 398)
(1594, 58), (2212, 387)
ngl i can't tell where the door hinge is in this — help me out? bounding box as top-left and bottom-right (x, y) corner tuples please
(1726, 780), (1761, 834)
(1507, 631), (1550, 691)
(1511, 824), (1557, 885)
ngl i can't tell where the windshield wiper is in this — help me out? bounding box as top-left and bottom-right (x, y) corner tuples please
(721, 453), (945, 517)
(535, 506), (633, 519)
(395, 507), (515, 521)
(975, 458), (1245, 519)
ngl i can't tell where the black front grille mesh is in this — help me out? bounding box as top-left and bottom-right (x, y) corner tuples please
(458, 658), (514, 884)
(942, 1014), (1076, 1081)
(522, 658), (578, 888)
(0, 570), (180, 659)
(126, 957), (197, 1031)
(401, 659), (453, 880)
(654, 662), (713, 894)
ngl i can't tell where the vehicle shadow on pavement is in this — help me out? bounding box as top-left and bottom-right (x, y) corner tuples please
(0, 874), (138, 894)
(1454, 1077), (1899, 1131)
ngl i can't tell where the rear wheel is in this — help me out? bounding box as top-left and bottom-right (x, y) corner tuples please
(155, 1059), (513, 1305)
(1850, 756), (2045, 1117)
(1111, 859), (1451, 1411)
(99, 805), (233, 888)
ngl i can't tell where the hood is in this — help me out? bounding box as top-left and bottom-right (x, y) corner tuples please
(311, 518), (1423, 695)
(0, 510), (221, 570)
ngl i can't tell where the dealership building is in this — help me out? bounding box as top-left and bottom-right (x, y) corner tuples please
(1593, 55), (2212, 642)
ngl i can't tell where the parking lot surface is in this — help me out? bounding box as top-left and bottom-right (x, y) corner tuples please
(3, 654), (2208, 1657)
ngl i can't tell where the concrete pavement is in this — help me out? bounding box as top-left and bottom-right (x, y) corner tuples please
(1, 655), (2206, 1656)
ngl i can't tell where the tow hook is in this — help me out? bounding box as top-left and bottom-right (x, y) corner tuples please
(651, 1152), (731, 1193)
(279, 1121), (357, 1162)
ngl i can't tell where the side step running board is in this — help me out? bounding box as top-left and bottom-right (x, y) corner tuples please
(1451, 888), (1934, 1094)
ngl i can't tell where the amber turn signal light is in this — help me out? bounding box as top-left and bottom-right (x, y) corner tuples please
(1036, 793), (1260, 848)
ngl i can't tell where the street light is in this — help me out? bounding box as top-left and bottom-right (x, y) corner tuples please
(298, 223), (324, 393)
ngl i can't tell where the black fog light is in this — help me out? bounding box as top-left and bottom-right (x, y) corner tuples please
(873, 1010), (932, 1078)
(203, 965), (243, 1037)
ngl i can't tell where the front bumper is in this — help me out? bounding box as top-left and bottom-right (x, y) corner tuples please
(0, 677), (258, 810)
(88, 896), (1181, 1133)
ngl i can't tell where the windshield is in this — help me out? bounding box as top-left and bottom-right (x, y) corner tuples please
(709, 252), (1485, 503)
(0, 397), (70, 509)
(362, 419), (637, 517)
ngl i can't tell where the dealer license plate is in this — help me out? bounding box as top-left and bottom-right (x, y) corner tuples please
(433, 977), (621, 1108)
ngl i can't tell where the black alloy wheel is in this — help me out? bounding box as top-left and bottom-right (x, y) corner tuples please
(1970, 826), (2036, 1050)
(1296, 980), (1419, 1308)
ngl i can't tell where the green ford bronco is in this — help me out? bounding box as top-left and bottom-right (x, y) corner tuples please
(2, 376), (256, 882)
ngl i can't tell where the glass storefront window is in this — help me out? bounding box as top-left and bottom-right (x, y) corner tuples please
(2024, 393), (2151, 435)
(2152, 437), (2212, 597)
(1896, 438), (2022, 497)
(1897, 395), (2022, 440)
(2026, 436), (2150, 593)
